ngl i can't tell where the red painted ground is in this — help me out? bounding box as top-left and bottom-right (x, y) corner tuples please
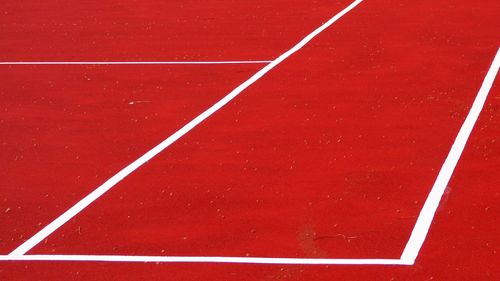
(0, 0), (351, 61)
(0, 64), (261, 254)
(1, 0), (499, 280)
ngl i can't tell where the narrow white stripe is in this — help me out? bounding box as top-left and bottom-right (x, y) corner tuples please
(8, 0), (364, 257)
(0, 61), (271, 65)
(400, 47), (500, 264)
(0, 255), (407, 265)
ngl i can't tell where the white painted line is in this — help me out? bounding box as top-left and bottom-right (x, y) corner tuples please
(8, 0), (364, 257)
(0, 255), (407, 265)
(0, 61), (271, 65)
(400, 47), (500, 264)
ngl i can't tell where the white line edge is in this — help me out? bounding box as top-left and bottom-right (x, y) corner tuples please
(0, 61), (272, 65)
(7, 0), (364, 257)
(0, 255), (408, 265)
(400, 47), (500, 264)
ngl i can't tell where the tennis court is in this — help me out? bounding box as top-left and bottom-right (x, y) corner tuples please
(1, 0), (499, 280)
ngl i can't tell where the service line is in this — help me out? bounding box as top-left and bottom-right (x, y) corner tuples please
(8, 0), (364, 258)
(0, 61), (271, 65)
(401, 47), (500, 264)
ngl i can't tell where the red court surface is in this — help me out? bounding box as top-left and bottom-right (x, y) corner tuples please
(0, 64), (261, 254)
(1, 0), (499, 280)
(0, 0), (350, 61)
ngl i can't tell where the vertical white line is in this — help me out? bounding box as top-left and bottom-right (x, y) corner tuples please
(8, 0), (364, 257)
(400, 47), (500, 264)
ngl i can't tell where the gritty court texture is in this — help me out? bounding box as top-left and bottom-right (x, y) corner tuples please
(1, 0), (499, 280)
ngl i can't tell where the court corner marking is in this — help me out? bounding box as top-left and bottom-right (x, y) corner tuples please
(400, 47), (500, 263)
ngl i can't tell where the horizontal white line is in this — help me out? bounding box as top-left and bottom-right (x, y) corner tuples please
(0, 61), (272, 65)
(0, 255), (410, 265)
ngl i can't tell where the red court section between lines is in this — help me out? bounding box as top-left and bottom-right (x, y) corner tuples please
(0, 64), (261, 254)
(26, 0), (499, 261)
(0, 0), (355, 256)
(0, 0), (352, 61)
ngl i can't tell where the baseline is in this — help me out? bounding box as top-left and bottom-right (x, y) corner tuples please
(0, 254), (406, 265)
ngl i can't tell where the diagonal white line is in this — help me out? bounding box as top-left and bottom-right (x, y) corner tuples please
(400, 47), (500, 264)
(8, 0), (364, 257)
(0, 61), (272, 65)
(0, 254), (408, 265)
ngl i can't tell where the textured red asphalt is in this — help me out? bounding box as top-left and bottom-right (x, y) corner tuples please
(0, 0), (349, 61)
(1, 0), (499, 280)
(0, 64), (261, 254)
